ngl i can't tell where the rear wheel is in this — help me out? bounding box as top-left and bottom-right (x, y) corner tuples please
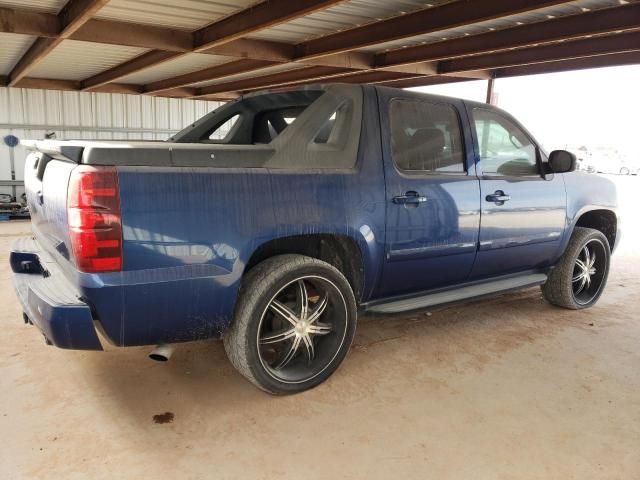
(541, 227), (610, 309)
(224, 254), (357, 394)
(620, 167), (630, 175)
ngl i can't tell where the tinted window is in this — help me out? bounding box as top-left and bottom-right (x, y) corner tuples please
(473, 109), (538, 176)
(390, 99), (465, 173)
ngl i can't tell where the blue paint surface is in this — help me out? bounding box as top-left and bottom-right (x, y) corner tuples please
(10, 86), (620, 349)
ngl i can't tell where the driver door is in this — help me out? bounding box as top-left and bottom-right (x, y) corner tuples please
(468, 106), (567, 280)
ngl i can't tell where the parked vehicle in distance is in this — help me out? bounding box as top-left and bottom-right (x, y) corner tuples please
(10, 84), (619, 394)
(579, 147), (639, 175)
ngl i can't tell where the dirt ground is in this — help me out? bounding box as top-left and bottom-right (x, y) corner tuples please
(1, 175), (639, 480)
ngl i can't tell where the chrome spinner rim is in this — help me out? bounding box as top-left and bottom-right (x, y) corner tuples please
(572, 238), (607, 305)
(256, 275), (348, 384)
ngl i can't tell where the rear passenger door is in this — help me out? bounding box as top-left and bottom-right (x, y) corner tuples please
(377, 92), (481, 298)
(468, 106), (566, 280)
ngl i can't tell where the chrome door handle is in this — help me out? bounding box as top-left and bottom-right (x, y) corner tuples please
(486, 191), (510, 205)
(393, 191), (428, 205)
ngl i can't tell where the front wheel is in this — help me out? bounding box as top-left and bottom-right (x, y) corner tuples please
(224, 254), (357, 394)
(541, 227), (610, 309)
(620, 167), (630, 175)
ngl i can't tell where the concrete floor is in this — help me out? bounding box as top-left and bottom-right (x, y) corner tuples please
(1, 176), (639, 480)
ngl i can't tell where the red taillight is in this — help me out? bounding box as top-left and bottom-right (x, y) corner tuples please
(67, 166), (123, 273)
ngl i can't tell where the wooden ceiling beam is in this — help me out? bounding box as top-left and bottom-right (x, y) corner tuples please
(377, 3), (640, 68)
(200, 92), (241, 101)
(495, 51), (640, 78)
(195, 65), (357, 97)
(201, 38), (295, 62)
(13, 77), (80, 91)
(7, 0), (110, 86)
(295, 0), (574, 59)
(2, 1), (638, 97)
(73, 18), (193, 52)
(79, 1), (350, 93)
(442, 70), (493, 80)
(324, 70), (429, 85)
(12, 77), (142, 94)
(7, 51), (640, 101)
(81, 51), (185, 91)
(58, 0), (110, 36)
(0, 7), (59, 37)
(377, 75), (474, 89)
(224, 70), (431, 93)
(193, 0), (344, 51)
(210, 30), (640, 94)
(439, 31), (640, 74)
(144, 59), (279, 94)
(10, 77), (217, 98)
(381, 50), (640, 90)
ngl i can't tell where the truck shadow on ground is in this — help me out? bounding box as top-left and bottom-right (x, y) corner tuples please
(73, 284), (611, 442)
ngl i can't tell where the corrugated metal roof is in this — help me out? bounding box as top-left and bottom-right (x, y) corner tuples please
(344, 0), (631, 52)
(0, 0), (66, 13)
(248, 0), (455, 43)
(28, 40), (149, 81)
(0, 33), (35, 75)
(94, 0), (259, 30)
(0, 0), (637, 95)
(118, 53), (232, 84)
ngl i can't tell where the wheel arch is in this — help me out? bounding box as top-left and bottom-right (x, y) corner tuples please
(573, 208), (617, 250)
(244, 233), (366, 302)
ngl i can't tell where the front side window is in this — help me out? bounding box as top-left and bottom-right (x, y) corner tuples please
(390, 99), (465, 173)
(473, 109), (538, 176)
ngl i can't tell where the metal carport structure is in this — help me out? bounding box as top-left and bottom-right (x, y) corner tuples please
(0, 0), (638, 101)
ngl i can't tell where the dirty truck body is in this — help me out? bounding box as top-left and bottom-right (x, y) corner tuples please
(10, 84), (618, 393)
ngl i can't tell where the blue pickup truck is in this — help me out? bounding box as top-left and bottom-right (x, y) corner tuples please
(11, 84), (619, 394)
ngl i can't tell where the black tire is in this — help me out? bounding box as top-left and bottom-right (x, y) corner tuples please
(223, 254), (357, 394)
(541, 227), (610, 309)
(620, 167), (630, 175)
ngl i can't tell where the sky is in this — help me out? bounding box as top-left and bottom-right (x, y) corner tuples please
(411, 65), (640, 158)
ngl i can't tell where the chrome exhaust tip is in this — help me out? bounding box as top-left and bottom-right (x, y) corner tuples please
(149, 344), (175, 362)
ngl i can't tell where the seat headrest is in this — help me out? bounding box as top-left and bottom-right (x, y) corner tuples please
(409, 128), (445, 151)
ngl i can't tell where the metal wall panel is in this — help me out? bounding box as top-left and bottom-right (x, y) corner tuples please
(0, 87), (222, 199)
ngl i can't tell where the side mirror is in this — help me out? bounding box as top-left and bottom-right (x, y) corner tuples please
(548, 150), (577, 173)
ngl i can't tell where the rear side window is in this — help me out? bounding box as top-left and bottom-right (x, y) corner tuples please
(473, 108), (538, 176)
(390, 99), (465, 173)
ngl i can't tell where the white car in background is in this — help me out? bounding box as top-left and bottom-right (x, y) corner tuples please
(582, 152), (639, 175)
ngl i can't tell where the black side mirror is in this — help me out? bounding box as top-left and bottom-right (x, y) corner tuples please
(548, 150), (577, 173)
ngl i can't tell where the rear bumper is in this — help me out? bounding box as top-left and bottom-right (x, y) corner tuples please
(10, 236), (103, 350)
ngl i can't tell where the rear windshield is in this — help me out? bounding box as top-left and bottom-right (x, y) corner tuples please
(170, 90), (325, 145)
